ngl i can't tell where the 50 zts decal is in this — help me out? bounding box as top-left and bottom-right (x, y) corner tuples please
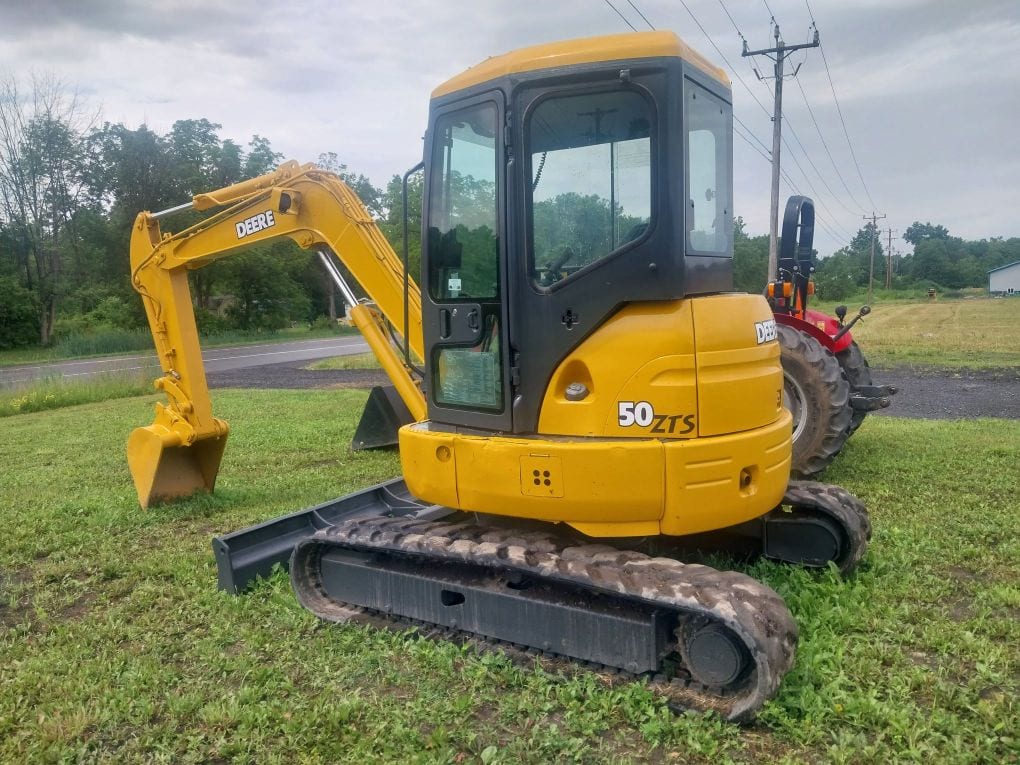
(618, 401), (696, 435)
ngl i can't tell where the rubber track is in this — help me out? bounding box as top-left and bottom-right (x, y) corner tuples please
(291, 516), (799, 722)
(781, 480), (872, 574)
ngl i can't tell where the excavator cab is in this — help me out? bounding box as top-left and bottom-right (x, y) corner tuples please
(420, 31), (736, 436)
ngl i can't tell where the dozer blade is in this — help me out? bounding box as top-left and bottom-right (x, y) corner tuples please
(351, 385), (415, 451)
(127, 424), (228, 508)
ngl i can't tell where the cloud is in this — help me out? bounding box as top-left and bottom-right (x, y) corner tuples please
(0, 0), (1016, 256)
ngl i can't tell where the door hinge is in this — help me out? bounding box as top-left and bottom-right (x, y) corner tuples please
(504, 112), (513, 146)
(510, 365), (521, 388)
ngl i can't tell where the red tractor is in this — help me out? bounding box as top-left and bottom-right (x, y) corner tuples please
(770, 197), (898, 477)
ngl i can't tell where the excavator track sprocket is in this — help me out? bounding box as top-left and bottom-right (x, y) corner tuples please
(291, 516), (799, 722)
(763, 480), (872, 574)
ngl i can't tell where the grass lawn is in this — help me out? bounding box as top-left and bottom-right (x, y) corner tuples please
(809, 297), (1020, 369)
(0, 372), (156, 418)
(1, 389), (1017, 763)
(305, 352), (381, 371)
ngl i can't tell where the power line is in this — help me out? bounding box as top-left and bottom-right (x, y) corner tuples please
(737, 120), (850, 246)
(794, 77), (868, 213)
(778, 167), (847, 245)
(677, 0), (854, 248)
(818, 44), (876, 210)
(730, 2), (863, 225)
(718, 0), (771, 87)
(734, 122), (773, 163)
(625, 0), (655, 30)
(735, 114), (772, 156)
(717, 0), (744, 40)
(676, 0), (773, 121)
(804, 0), (877, 209)
(780, 109), (861, 220)
(761, 0), (777, 24)
(603, 0), (854, 250)
(601, 0), (638, 31)
(777, 138), (855, 240)
(742, 22), (820, 274)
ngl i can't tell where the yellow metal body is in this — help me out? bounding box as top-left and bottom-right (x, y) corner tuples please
(400, 294), (791, 537)
(128, 162), (425, 507)
(432, 30), (729, 98)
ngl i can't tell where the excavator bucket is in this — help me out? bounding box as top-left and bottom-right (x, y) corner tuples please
(351, 385), (415, 451)
(127, 424), (228, 508)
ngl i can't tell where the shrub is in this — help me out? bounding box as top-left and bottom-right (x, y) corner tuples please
(0, 278), (40, 349)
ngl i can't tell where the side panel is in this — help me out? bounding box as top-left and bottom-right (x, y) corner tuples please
(537, 300), (698, 438)
(692, 294), (785, 437)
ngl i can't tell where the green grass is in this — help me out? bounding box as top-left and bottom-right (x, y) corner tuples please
(808, 297), (1020, 369)
(1, 391), (1017, 763)
(0, 371), (157, 417)
(0, 325), (357, 369)
(305, 352), (380, 371)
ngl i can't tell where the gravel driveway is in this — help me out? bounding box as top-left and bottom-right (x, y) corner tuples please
(208, 361), (1020, 420)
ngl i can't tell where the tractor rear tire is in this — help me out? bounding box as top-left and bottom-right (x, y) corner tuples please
(778, 324), (852, 478)
(836, 341), (872, 436)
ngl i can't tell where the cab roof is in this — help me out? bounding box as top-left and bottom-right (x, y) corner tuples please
(431, 31), (730, 99)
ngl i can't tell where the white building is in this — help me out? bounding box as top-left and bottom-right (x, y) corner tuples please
(988, 261), (1020, 295)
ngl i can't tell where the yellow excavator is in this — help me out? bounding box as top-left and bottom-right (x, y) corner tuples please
(128, 31), (870, 721)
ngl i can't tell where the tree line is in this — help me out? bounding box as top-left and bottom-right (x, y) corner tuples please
(1, 77), (1017, 350)
(733, 218), (1020, 300)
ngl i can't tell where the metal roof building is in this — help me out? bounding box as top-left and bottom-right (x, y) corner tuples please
(988, 261), (1020, 295)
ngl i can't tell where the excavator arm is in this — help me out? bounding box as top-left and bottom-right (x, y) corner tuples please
(128, 160), (425, 508)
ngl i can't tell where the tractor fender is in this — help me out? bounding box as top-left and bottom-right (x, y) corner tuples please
(774, 311), (854, 355)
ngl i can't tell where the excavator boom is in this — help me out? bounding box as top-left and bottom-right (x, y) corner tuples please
(128, 161), (425, 508)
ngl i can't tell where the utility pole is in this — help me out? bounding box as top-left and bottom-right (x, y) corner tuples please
(885, 227), (897, 289)
(863, 212), (887, 304)
(743, 23), (820, 279)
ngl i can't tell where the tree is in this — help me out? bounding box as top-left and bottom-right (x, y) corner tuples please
(0, 74), (97, 343)
(220, 243), (311, 331)
(243, 135), (281, 179)
(379, 170), (423, 284)
(813, 251), (858, 300)
(316, 152), (384, 217)
(0, 275), (39, 348)
(903, 221), (950, 246)
(732, 217), (769, 293)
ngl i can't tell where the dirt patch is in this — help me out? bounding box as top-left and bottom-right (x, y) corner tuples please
(60, 591), (98, 621)
(947, 566), (985, 584)
(0, 565), (37, 629)
(907, 650), (939, 670)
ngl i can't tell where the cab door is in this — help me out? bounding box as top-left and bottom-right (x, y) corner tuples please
(422, 94), (513, 431)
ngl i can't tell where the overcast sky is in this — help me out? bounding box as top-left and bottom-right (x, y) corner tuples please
(1, 0), (1017, 256)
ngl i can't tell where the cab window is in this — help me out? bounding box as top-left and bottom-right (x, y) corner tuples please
(527, 89), (652, 288)
(686, 82), (732, 255)
(427, 103), (499, 301)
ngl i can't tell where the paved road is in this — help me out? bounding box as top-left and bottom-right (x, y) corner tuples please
(871, 366), (1019, 420)
(0, 336), (370, 389)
